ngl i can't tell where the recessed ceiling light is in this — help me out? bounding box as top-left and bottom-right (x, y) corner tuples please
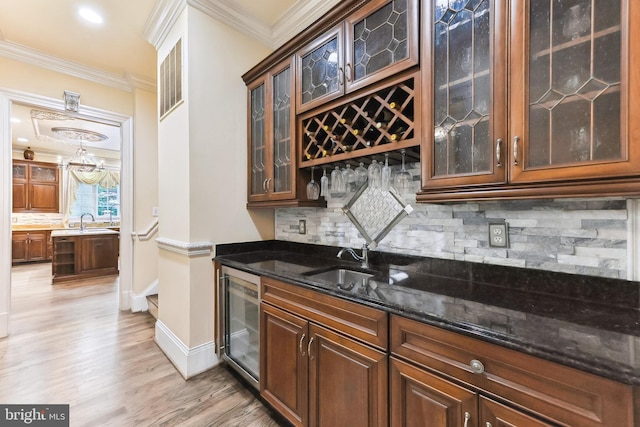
(10, 117), (20, 123)
(17, 137), (29, 143)
(79, 7), (103, 24)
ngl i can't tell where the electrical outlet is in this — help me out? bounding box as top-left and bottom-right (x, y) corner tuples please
(152, 207), (159, 217)
(298, 219), (306, 235)
(488, 222), (508, 248)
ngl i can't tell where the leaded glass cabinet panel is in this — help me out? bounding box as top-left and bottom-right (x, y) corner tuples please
(510, 0), (638, 184)
(271, 65), (293, 195)
(422, 0), (507, 188)
(248, 79), (267, 200)
(345, 0), (420, 93)
(296, 26), (344, 113)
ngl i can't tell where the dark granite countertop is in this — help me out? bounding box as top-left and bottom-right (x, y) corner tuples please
(214, 240), (640, 386)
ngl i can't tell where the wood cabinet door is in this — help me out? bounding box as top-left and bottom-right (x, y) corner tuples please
(296, 25), (345, 113)
(308, 323), (387, 427)
(13, 162), (28, 211)
(509, 0), (640, 184)
(422, 0), (508, 189)
(11, 232), (29, 263)
(479, 396), (553, 427)
(260, 303), (309, 427)
(344, 0), (420, 94)
(390, 357), (477, 427)
(29, 182), (58, 212)
(27, 232), (47, 261)
(79, 235), (118, 273)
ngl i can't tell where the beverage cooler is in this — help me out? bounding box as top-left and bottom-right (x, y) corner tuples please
(217, 266), (260, 389)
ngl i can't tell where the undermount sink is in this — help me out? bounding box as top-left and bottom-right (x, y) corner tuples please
(305, 267), (374, 289)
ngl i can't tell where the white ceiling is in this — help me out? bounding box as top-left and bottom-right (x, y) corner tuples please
(0, 0), (333, 161)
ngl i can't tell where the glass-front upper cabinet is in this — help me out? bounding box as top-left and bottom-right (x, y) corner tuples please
(510, 0), (638, 183)
(296, 0), (419, 113)
(422, 0), (507, 188)
(247, 58), (296, 206)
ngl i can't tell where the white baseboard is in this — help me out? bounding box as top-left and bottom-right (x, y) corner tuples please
(154, 319), (219, 379)
(0, 311), (7, 338)
(130, 279), (159, 313)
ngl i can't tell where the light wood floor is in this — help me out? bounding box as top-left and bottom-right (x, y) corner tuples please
(2, 263), (284, 427)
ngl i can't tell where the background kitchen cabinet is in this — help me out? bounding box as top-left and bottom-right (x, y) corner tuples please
(11, 230), (48, 264)
(295, 0), (419, 113)
(260, 277), (388, 427)
(52, 233), (119, 283)
(12, 160), (59, 213)
(419, 0), (640, 201)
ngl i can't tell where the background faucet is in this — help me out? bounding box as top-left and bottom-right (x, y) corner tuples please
(80, 213), (95, 230)
(337, 243), (369, 268)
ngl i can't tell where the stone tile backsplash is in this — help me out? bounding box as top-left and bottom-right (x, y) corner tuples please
(276, 162), (630, 279)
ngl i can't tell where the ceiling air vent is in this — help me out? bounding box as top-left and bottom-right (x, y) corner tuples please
(160, 38), (183, 119)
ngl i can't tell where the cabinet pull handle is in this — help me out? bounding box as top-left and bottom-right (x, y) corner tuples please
(345, 63), (352, 82)
(338, 67), (344, 86)
(486, 423), (493, 427)
(470, 359), (485, 374)
(267, 178), (272, 192)
(463, 411), (471, 427)
(299, 333), (306, 356)
(513, 135), (520, 166)
(496, 138), (503, 168)
(307, 337), (314, 360)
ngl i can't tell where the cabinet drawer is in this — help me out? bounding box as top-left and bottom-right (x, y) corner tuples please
(261, 276), (388, 350)
(390, 315), (634, 427)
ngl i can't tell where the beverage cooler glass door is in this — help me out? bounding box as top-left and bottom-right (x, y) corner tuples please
(221, 266), (260, 389)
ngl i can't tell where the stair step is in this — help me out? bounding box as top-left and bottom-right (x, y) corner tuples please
(147, 294), (158, 319)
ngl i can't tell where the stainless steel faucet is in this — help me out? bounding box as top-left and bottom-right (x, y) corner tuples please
(337, 244), (369, 268)
(80, 213), (95, 230)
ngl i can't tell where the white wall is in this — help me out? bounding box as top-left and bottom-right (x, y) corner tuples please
(154, 5), (273, 369)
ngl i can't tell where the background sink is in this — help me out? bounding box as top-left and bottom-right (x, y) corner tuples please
(306, 267), (374, 285)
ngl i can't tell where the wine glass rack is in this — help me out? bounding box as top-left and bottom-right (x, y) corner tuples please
(299, 71), (420, 168)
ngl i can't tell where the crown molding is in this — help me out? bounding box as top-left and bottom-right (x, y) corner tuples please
(144, 0), (341, 51)
(272, 0), (342, 48)
(0, 40), (155, 93)
(143, 0), (186, 49)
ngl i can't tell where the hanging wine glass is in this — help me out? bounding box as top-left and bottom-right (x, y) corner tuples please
(342, 164), (355, 193)
(394, 149), (412, 193)
(331, 165), (345, 194)
(306, 167), (320, 200)
(320, 167), (329, 198)
(381, 153), (391, 191)
(354, 162), (368, 185)
(368, 159), (382, 188)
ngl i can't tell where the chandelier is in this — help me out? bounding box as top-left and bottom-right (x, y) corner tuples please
(52, 127), (107, 172)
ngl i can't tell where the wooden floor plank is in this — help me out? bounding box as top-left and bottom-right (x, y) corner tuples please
(1, 263), (285, 426)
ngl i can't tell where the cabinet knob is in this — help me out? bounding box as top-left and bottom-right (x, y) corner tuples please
(486, 423), (493, 427)
(470, 359), (485, 374)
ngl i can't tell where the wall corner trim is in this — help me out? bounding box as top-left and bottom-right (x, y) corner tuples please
(156, 237), (213, 257)
(154, 320), (219, 379)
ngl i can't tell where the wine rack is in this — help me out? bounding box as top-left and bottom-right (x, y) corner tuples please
(299, 71), (420, 167)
